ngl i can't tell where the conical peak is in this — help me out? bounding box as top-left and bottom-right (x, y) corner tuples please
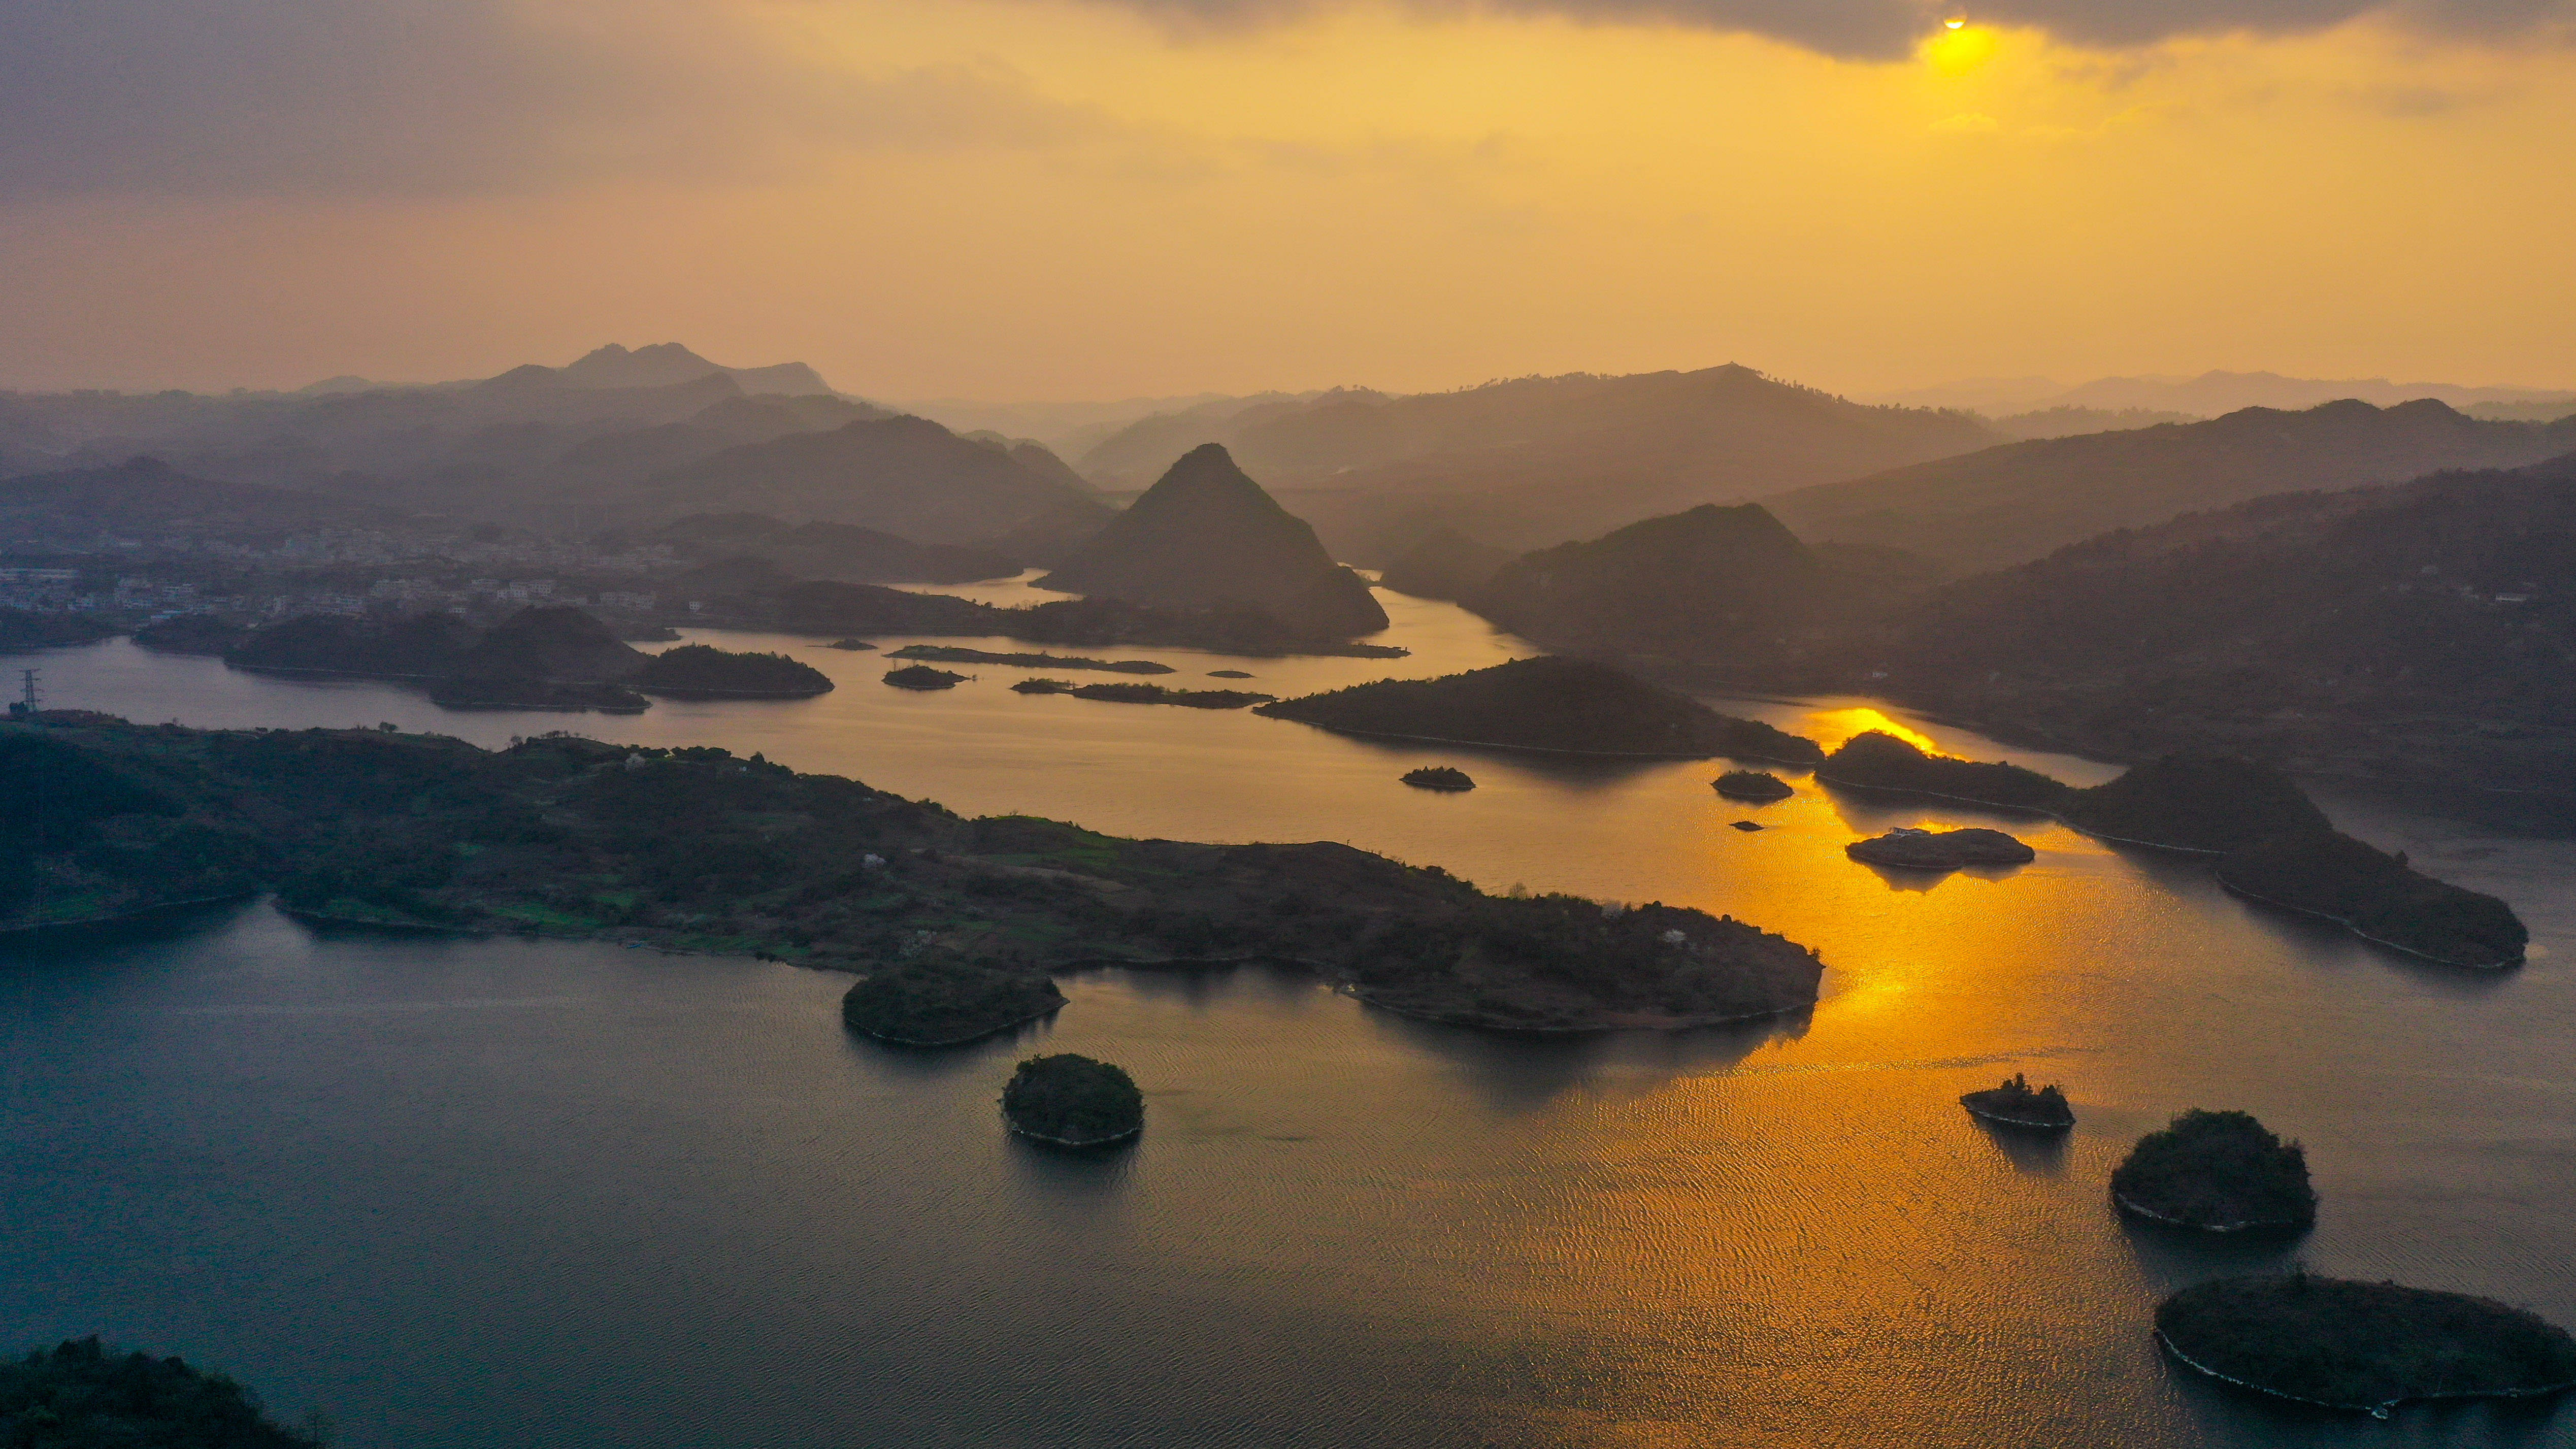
(1137, 444), (1281, 514)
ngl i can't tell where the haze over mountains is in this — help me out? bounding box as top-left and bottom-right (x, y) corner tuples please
(1075, 366), (2003, 559)
(1870, 370), (2576, 419)
(1764, 399), (2576, 572)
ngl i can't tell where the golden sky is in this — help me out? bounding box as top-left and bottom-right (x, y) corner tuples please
(4, 0), (2571, 398)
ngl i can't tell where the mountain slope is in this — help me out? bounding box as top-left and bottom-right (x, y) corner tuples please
(1040, 444), (1388, 636)
(1765, 399), (2576, 572)
(599, 415), (1110, 549)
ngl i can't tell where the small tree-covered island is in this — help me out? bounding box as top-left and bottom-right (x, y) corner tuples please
(1401, 766), (1476, 792)
(1001, 1053), (1146, 1146)
(2158, 1274), (2576, 1415)
(1846, 827), (2034, 871)
(2111, 1109), (2317, 1231)
(0, 719), (1826, 1034)
(1713, 770), (1794, 802)
(1960, 1073), (2074, 1129)
(841, 962), (1069, 1046)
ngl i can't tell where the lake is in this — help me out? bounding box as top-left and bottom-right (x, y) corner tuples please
(3, 579), (2571, 1448)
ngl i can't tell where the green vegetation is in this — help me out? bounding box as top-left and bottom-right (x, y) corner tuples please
(635, 644), (834, 698)
(1713, 770), (1793, 802)
(0, 1336), (324, 1447)
(1401, 767), (1475, 792)
(2217, 830), (2527, 968)
(1258, 656), (1824, 763)
(1815, 731), (2071, 812)
(887, 645), (1173, 675)
(1001, 1053), (1144, 1144)
(2112, 1109), (2316, 1231)
(841, 962), (1067, 1045)
(0, 720), (1826, 1032)
(882, 665), (966, 690)
(2159, 1273), (2576, 1412)
(1960, 1073), (2073, 1128)
(1846, 827), (2034, 871)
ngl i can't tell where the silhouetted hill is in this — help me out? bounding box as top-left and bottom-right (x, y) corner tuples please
(0, 457), (400, 541)
(604, 416), (1111, 550)
(1457, 504), (1945, 672)
(498, 342), (836, 397)
(1856, 453), (2576, 802)
(1375, 527), (1513, 602)
(1258, 655), (1822, 762)
(1766, 399), (2576, 572)
(1081, 367), (2000, 558)
(1040, 444), (1389, 636)
(646, 513), (1014, 584)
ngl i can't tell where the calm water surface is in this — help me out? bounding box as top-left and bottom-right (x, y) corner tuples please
(3, 580), (2571, 1448)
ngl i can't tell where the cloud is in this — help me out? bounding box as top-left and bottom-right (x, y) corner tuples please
(1080, 0), (2576, 56)
(0, 0), (1102, 202)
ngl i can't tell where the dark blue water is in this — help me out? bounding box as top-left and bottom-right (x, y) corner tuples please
(3, 587), (2570, 1447)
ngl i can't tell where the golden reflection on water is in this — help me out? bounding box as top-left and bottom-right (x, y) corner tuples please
(1799, 705), (1945, 755)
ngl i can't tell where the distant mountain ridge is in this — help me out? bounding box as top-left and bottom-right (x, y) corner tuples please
(1080, 366), (2003, 560)
(1764, 398), (2576, 572)
(1870, 370), (2576, 417)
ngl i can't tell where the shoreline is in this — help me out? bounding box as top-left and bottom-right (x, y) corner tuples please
(845, 1000), (1068, 1048)
(1264, 718), (1820, 767)
(1003, 1114), (1143, 1148)
(2111, 1190), (2307, 1234)
(2155, 1329), (2576, 1420)
(1961, 1100), (2071, 1130)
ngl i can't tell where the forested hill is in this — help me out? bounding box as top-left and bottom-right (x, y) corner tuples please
(1764, 399), (2576, 572)
(1855, 453), (2576, 799)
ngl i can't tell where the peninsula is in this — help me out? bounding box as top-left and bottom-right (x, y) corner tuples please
(2158, 1273), (2576, 1415)
(1257, 655), (1825, 763)
(2111, 1109), (2316, 1231)
(887, 645), (1174, 675)
(0, 719), (1827, 1034)
(1001, 1054), (1145, 1146)
(1013, 680), (1275, 709)
(1813, 732), (2526, 966)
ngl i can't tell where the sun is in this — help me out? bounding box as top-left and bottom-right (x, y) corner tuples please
(1926, 21), (1998, 74)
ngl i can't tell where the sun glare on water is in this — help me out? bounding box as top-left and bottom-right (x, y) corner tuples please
(1807, 707), (1947, 755)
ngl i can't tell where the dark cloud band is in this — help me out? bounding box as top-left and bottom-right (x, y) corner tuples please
(1097, 0), (2573, 55)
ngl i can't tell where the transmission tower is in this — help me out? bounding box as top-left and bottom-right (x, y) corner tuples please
(8, 668), (35, 720)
